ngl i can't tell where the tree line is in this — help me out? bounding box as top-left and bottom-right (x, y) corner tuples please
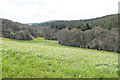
(1, 14), (119, 52)
(2, 19), (44, 40)
(35, 14), (118, 31)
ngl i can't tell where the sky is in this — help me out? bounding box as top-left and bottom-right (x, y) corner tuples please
(0, 0), (119, 23)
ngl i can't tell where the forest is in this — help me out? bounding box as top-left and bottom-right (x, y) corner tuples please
(1, 14), (119, 52)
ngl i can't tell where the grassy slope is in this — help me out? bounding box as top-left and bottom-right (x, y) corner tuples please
(1, 37), (118, 78)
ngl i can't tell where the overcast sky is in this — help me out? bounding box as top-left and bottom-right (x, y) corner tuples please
(0, 0), (119, 23)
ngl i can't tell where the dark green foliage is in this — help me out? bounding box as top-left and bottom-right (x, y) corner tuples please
(36, 14), (117, 31)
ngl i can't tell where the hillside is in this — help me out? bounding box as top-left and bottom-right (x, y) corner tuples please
(1, 37), (118, 78)
(34, 14), (118, 30)
(2, 19), (43, 40)
(1, 14), (119, 52)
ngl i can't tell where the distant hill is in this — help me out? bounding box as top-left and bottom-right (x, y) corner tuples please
(34, 14), (118, 30)
(25, 23), (38, 25)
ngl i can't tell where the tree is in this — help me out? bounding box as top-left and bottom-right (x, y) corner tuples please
(86, 23), (92, 30)
(15, 30), (33, 40)
(10, 32), (15, 39)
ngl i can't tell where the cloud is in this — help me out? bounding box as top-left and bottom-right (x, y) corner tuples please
(0, 0), (119, 23)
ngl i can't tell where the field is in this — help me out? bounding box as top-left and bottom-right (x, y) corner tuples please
(1, 37), (118, 78)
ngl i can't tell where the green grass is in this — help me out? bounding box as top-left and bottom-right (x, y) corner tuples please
(1, 37), (118, 78)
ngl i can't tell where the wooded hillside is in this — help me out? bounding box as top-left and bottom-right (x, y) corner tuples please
(1, 14), (119, 52)
(35, 14), (118, 30)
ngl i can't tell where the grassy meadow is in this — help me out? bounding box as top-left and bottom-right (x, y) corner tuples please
(1, 37), (118, 78)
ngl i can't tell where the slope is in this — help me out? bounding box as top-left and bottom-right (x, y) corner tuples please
(1, 37), (118, 78)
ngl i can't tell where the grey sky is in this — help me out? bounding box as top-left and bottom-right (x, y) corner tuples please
(0, 0), (119, 23)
